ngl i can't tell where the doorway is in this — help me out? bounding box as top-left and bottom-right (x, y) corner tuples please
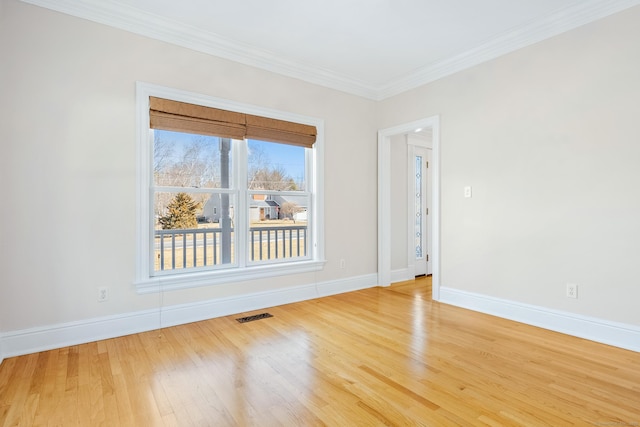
(377, 116), (440, 300)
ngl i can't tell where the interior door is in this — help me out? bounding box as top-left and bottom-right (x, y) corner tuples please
(413, 146), (431, 276)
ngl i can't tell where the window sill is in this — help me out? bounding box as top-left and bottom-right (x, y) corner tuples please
(134, 259), (326, 294)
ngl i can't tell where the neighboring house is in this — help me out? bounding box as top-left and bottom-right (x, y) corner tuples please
(202, 194), (307, 223)
(200, 194), (234, 223)
(249, 195), (279, 221)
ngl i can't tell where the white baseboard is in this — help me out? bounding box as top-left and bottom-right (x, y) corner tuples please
(0, 274), (378, 360)
(439, 287), (640, 353)
(391, 267), (413, 284)
(7, 278), (634, 362)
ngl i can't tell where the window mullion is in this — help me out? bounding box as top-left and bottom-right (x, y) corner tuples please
(305, 147), (314, 259)
(235, 139), (248, 268)
(152, 186), (236, 194)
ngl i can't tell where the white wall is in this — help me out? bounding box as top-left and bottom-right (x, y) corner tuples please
(378, 6), (640, 327)
(0, 0), (378, 350)
(390, 135), (408, 273)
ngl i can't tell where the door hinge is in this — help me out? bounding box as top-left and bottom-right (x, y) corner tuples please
(426, 161), (429, 168)
(426, 208), (429, 215)
(426, 254), (429, 261)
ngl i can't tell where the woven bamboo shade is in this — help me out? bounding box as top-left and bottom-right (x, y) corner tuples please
(149, 97), (316, 147)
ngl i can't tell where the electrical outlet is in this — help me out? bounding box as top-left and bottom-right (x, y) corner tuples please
(566, 283), (578, 299)
(98, 287), (109, 302)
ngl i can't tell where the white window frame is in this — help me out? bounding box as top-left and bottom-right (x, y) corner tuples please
(135, 82), (325, 293)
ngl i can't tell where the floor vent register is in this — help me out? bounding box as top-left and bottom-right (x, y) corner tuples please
(236, 312), (273, 323)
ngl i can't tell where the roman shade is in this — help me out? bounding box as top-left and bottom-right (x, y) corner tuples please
(149, 97), (316, 148)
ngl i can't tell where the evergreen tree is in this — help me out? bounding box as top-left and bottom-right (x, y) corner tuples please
(158, 192), (200, 230)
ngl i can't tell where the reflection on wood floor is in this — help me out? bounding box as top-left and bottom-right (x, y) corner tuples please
(1, 276), (639, 426)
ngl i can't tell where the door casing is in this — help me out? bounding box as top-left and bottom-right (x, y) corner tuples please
(377, 116), (440, 300)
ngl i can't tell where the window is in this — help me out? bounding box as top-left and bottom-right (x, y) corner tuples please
(135, 83), (324, 292)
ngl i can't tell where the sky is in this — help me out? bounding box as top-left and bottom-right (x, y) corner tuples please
(154, 130), (305, 184)
(249, 139), (305, 183)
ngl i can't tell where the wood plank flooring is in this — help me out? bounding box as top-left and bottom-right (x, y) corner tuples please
(1, 277), (639, 426)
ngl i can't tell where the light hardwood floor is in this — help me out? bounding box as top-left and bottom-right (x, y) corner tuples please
(1, 277), (639, 426)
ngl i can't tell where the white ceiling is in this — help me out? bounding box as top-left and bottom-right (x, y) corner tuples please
(21, 0), (640, 99)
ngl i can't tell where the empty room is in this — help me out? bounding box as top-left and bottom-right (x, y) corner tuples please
(1, 0), (639, 425)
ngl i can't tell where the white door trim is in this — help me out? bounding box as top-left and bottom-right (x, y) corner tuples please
(377, 116), (440, 300)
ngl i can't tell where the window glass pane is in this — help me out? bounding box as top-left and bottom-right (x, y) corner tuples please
(248, 193), (309, 263)
(153, 191), (236, 272)
(153, 130), (233, 189)
(247, 139), (305, 191)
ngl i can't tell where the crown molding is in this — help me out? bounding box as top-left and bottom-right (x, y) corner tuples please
(377, 0), (640, 100)
(19, 0), (640, 101)
(19, 0), (380, 99)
